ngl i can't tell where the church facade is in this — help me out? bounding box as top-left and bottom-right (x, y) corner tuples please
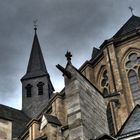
(1, 15), (140, 140)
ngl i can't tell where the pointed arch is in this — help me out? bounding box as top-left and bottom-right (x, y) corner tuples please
(96, 65), (106, 83)
(121, 48), (140, 68)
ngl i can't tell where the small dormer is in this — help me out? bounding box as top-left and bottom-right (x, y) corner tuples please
(40, 113), (61, 139)
(40, 113), (62, 130)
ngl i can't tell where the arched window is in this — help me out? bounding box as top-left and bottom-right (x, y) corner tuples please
(101, 70), (109, 96)
(25, 84), (32, 97)
(37, 82), (44, 95)
(125, 52), (140, 104)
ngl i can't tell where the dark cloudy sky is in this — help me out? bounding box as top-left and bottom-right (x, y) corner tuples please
(0, 0), (139, 109)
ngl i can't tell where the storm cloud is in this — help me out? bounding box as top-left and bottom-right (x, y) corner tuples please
(0, 0), (139, 108)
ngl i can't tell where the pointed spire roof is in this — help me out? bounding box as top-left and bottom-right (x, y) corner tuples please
(114, 15), (140, 38)
(21, 29), (48, 80)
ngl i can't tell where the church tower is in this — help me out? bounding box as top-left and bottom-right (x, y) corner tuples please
(21, 27), (54, 118)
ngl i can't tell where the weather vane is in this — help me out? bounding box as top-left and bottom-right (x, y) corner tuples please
(129, 6), (134, 15)
(33, 19), (38, 31)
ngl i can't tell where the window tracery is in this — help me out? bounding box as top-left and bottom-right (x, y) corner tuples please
(125, 52), (140, 103)
(101, 70), (109, 96)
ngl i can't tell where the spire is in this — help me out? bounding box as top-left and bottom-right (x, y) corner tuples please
(21, 27), (48, 80)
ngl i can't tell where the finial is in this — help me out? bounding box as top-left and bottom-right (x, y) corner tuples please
(129, 6), (134, 16)
(33, 19), (38, 32)
(65, 51), (72, 64)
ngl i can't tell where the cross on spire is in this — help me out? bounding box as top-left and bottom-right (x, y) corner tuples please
(33, 19), (38, 32)
(129, 6), (134, 16)
(65, 51), (72, 64)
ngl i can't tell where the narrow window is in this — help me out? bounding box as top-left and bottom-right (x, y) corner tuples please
(25, 84), (32, 97)
(37, 82), (44, 95)
(107, 103), (115, 136)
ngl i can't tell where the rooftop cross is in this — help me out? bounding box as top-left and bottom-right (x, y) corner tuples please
(65, 51), (72, 64)
(129, 6), (134, 16)
(33, 19), (38, 32)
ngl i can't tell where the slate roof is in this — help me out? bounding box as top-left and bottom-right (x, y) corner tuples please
(113, 15), (140, 38)
(0, 104), (30, 138)
(117, 104), (140, 137)
(44, 113), (62, 126)
(21, 30), (48, 80)
(93, 134), (116, 140)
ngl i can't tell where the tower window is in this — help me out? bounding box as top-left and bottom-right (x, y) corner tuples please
(37, 82), (44, 95)
(25, 84), (32, 97)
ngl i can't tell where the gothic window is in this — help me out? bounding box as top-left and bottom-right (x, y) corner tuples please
(101, 70), (109, 96)
(125, 52), (140, 103)
(37, 82), (44, 95)
(25, 84), (32, 97)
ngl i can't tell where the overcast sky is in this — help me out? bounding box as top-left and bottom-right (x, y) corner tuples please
(0, 0), (139, 109)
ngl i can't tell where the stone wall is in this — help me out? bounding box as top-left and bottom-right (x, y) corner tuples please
(0, 118), (12, 140)
(80, 36), (140, 133)
(22, 76), (50, 118)
(65, 64), (109, 140)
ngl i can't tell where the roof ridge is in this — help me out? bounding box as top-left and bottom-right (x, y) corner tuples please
(113, 15), (140, 38)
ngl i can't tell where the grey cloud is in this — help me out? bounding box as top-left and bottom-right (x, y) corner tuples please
(0, 0), (139, 108)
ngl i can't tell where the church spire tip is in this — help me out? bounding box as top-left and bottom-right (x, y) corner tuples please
(33, 19), (38, 34)
(129, 6), (134, 16)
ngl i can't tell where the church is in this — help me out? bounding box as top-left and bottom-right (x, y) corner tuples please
(1, 14), (140, 140)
